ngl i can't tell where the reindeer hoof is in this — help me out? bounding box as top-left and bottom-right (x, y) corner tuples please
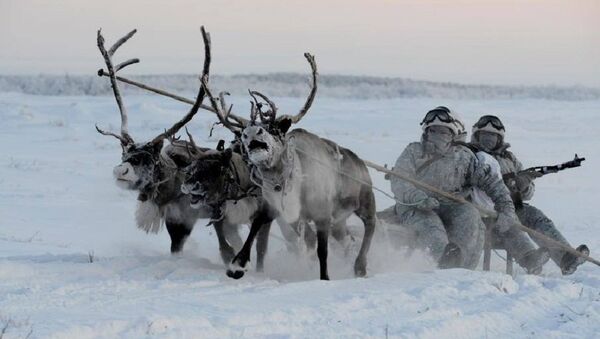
(170, 243), (184, 254)
(226, 269), (245, 279)
(226, 255), (248, 279)
(354, 261), (367, 277)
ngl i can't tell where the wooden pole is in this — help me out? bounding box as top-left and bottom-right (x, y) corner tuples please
(99, 74), (600, 268)
(98, 73), (219, 114)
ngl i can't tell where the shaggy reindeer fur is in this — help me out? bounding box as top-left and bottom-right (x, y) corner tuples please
(95, 27), (220, 254)
(113, 140), (213, 252)
(181, 148), (272, 273)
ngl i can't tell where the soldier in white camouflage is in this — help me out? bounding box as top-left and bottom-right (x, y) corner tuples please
(459, 126), (550, 274)
(470, 115), (589, 275)
(388, 106), (519, 269)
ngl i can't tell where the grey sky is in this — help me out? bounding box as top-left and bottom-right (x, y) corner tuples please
(1, 0), (598, 87)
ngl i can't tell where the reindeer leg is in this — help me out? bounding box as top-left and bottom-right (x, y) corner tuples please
(277, 220), (302, 254)
(331, 220), (351, 256)
(222, 223), (243, 252)
(166, 221), (192, 254)
(255, 221), (273, 272)
(354, 190), (377, 277)
(302, 221), (317, 252)
(213, 220), (236, 265)
(315, 220), (331, 280)
(227, 211), (273, 279)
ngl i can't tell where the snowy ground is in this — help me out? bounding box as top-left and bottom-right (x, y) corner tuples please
(0, 92), (598, 338)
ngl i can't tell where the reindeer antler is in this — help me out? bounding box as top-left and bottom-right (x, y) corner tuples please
(217, 91), (248, 126)
(95, 28), (139, 146)
(245, 53), (317, 128)
(279, 53), (318, 124)
(201, 74), (248, 133)
(183, 127), (203, 158)
(150, 26), (212, 145)
(249, 90), (277, 123)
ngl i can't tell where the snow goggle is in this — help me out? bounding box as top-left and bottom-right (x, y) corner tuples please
(420, 106), (454, 126)
(473, 115), (505, 131)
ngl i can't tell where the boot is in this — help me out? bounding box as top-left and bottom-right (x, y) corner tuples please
(438, 243), (462, 269)
(518, 248), (550, 275)
(560, 244), (589, 275)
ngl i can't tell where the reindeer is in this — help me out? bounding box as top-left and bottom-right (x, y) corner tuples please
(200, 54), (377, 280)
(182, 77), (321, 277)
(178, 132), (273, 273)
(177, 93), (287, 275)
(94, 27), (244, 253)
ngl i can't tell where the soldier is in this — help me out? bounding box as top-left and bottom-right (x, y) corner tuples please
(470, 115), (589, 275)
(389, 106), (519, 269)
(460, 126), (550, 274)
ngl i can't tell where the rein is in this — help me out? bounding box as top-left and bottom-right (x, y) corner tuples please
(206, 156), (261, 226)
(248, 138), (301, 212)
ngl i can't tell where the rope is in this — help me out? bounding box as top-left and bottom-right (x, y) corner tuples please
(293, 147), (425, 207)
(296, 146), (598, 267)
(363, 159), (600, 267)
(106, 74), (598, 268)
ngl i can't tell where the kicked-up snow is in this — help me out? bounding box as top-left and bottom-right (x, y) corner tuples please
(0, 92), (598, 338)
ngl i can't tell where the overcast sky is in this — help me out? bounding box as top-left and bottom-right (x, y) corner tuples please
(1, 0), (598, 87)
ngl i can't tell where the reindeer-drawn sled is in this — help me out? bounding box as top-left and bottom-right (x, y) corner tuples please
(94, 26), (599, 280)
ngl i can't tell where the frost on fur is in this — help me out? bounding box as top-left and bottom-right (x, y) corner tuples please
(135, 200), (163, 234)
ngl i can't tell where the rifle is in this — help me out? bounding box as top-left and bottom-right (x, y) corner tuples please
(503, 154), (586, 181)
(503, 154), (585, 208)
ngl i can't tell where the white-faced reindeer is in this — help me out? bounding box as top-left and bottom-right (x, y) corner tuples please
(201, 54), (377, 280)
(184, 80), (319, 278)
(95, 27), (243, 253)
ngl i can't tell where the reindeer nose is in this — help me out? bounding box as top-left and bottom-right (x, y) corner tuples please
(113, 164), (129, 178)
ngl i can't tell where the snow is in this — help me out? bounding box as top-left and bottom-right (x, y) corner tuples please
(0, 92), (599, 338)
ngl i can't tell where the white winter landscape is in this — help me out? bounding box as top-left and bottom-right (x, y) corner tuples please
(0, 89), (599, 338)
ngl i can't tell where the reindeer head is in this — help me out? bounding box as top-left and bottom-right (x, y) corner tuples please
(199, 53), (317, 171)
(181, 148), (233, 208)
(113, 141), (164, 191)
(242, 54), (317, 169)
(95, 27), (211, 196)
(241, 118), (292, 168)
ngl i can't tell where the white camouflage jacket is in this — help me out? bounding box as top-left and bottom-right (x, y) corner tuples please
(390, 142), (516, 216)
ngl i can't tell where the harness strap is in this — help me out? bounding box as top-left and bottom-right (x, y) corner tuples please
(415, 154), (444, 175)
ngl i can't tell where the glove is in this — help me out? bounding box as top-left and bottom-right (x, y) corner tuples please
(495, 211), (517, 233)
(415, 197), (440, 210)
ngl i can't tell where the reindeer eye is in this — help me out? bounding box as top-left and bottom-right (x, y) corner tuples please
(243, 133), (247, 139)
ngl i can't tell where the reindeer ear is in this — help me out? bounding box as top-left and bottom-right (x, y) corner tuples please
(221, 148), (233, 165)
(277, 117), (293, 134)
